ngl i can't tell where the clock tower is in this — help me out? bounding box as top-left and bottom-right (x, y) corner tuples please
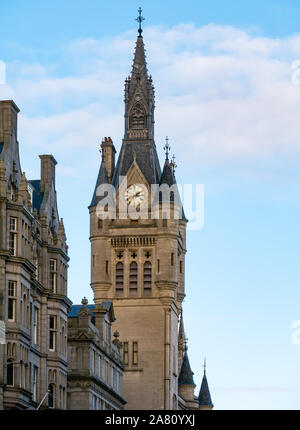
(88, 11), (196, 410)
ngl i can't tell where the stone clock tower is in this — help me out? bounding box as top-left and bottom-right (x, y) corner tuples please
(88, 13), (207, 411)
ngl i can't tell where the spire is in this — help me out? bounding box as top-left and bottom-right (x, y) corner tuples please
(178, 350), (195, 386)
(178, 310), (185, 346)
(123, 13), (155, 141)
(198, 359), (214, 409)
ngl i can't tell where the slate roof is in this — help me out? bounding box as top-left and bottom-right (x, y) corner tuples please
(159, 159), (176, 187)
(198, 373), (214, 408)
(68, 301), (113, 318)
(29, 180), (44, 213)
(90, 160), (109, 207)
(112, 140), (161, 188)
(178, 351), (195, 386)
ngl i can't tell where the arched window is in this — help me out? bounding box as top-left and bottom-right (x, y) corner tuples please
(7, 359), (14, 386)
(129, 103), (146, 129)
(143, 261), (152, 295)
(48, 383), (55, 408)
(129, 262), (138, 294)
(116, 262), (124, 295)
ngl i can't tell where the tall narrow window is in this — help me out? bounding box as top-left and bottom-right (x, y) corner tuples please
(8, 281), (16, 321)
(132, 342), (138, 365)
(49, 316), (57, 351)
(129, 262), (138, 294)
(49, 259), (57, 293)
(48, 383), (55, 408)
(116, 262), (124, 295)
(33, 307), (39, 345)
(123, 342), (129, 365)
(180, 260), (183, 273)
(157, 259), (160, 273)
(105, 260), (109, 275)
(171, 253), (174, 266)
(143, 262), (152, 295)
(33, 366), (38, 402)
(9, 217), (17, 256)
(7, 359), (14, 386)
(61, 326), (65, 355)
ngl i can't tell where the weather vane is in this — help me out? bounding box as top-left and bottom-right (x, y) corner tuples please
(136, 7), (145, 36)
(164, 136), (171, 160)
(202, 357), (207, 375)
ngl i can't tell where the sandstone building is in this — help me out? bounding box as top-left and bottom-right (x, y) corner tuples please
(0, 100), (70, 409)
(89, 15), (213, 410)
(67, 297), (126, 410)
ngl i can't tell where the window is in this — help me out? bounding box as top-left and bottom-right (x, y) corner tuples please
(49, 259), (57, 293)
(49, 316), (57, 351)
(106, 260), (109, 275)
(171, 253), (174, 266)
(9, 217), (17, 256)
(48, 383), (55, 408)
(129, 102), (146, 129)
(7, 359), (14, 386)
(116, 262), (124, 295)
(98, 355), (101, 377)
(8, 281), (16, 321)
(132, 342), (138, 365)
(129, 262), (138, 294)
(143, 262), (152, 295)
(123, 342), (129, 365)
(180, 260), (183, 273)
(33, 366), (38, 402)
(33, 307), (39, 345)
(157, 259), (160, 273)
(22, 292), (28, 327)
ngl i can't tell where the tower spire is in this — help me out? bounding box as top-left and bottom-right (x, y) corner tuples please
(198, 358), (214, 410)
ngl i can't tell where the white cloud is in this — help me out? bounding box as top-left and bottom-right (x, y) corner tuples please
(2, 22), (300, 172)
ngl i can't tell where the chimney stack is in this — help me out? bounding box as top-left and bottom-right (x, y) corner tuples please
(39, 154), (57, 193)
(101, 137), (116, 183)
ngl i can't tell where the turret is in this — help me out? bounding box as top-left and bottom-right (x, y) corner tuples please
(198, 359), (214, 410)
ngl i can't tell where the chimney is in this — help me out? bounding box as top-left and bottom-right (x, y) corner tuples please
(101, 137), (116, 183)
(39, 154), (57, 193)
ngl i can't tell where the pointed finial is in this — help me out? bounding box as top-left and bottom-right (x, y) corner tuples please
(136, 7), (145, 36)
(184, 337), (189, 352)
(100, 141), (104, 162)
(164, 136), (171, 160)
(81, 297), (88, 306)
(170, 154), (177, 173)
(203, 357), (207, 375)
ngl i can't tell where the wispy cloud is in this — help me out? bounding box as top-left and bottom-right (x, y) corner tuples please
(1, 23), (300, 174)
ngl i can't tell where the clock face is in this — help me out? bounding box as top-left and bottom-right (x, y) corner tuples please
(125, 184), (145, 207)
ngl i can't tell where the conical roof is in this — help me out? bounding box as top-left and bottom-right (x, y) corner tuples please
(90, 160), (109, 207)
(178, 351), (195, 386)
(198, 372), (214, 408)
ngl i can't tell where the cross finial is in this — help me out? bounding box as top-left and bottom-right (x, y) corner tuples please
(203, 357), (207, 375)
(164, 136), (171, 160)
(136, 7), (145, 36)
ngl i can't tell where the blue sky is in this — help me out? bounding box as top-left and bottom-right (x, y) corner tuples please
(1, 0), (300, 409)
